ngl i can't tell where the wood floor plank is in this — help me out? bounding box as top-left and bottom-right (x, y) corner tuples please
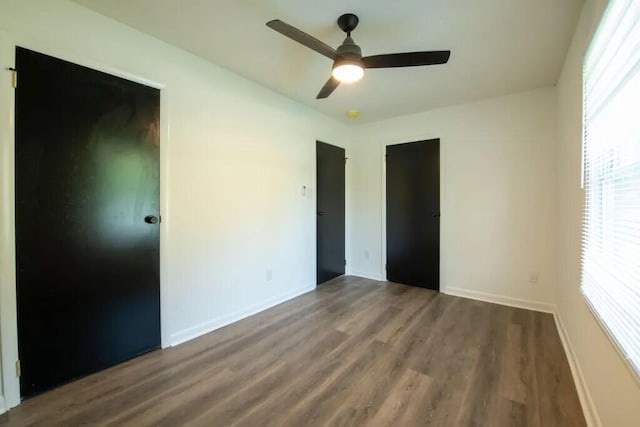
(375, 288), (437, 344)
(512, 307), (542, 427)
(533, 312), (586, 426)
(273, 307), (403, 426)
(279, 339), (392, 426)
(496, 398), (528, 427)
(322, 339), (408, 426)
(454, 303), (511, 426)
(0, 276), (586, 427)
(102, 367), (236, 427)
(370, 367), (434, 427)
(228, 307), (403, 426)
(500, 323), (526, 404)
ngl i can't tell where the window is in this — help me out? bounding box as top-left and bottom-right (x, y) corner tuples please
(582, 0), (640, 375)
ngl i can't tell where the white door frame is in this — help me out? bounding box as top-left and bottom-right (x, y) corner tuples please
(0, 31), (171, 409)
(380, 136), (446, 286)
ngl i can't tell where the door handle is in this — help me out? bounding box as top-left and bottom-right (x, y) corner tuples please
(144, 215), (159, 224)
(431, 212), (440, 218)
(317, 211), (325, 216)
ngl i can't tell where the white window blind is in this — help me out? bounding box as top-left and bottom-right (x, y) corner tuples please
(582, 0), (640, 376)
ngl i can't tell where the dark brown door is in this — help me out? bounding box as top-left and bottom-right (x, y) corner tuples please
(386, 139), (440, 290)
(316, 141), (345, 284)
(15, 47), (161, 398)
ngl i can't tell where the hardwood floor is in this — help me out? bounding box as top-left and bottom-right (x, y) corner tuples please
(0, 276), (585, 426)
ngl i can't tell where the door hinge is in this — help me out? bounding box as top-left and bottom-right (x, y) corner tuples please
(385, 263), (387, 270)
(344, 157), (348, 164)
(344, 259), (347, 266)
(7, 67), (17, 88)
(384, 154), (389, 161)
(16, 359), (21, 377)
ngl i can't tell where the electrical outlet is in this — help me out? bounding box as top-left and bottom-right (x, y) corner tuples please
(529, 272), (539, 283)
(266, 269), (273, 281)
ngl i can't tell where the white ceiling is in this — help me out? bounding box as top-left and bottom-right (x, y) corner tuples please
(74, 0), (583, 123)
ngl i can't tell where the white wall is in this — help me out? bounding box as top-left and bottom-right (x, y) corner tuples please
(556, 1), (640, 426)
(0, 0), (352, 409)
(349, 88), (558, 310)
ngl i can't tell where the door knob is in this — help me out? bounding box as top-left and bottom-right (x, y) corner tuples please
(431, 212), (440, 218)
(317, 211), (325, 216)
(144, 215), (159, 224)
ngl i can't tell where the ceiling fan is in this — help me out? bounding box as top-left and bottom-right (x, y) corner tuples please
(266, 13), (451, 99)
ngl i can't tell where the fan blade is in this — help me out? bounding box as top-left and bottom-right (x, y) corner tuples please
(317, 77), (340, 99)
(267, 20), (337, 60)
(362, 51), (450, 69)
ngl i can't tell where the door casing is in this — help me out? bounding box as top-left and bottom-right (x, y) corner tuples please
(15, 46), (162, 397)
(0, 35), (170, 408)
(316, 140), (346, 285)
(380, 137), (446, 287)
(385, 139), (440, 289)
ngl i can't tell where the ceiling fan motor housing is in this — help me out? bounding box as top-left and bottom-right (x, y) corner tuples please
(334, 36), (363, 69)
(335, 14), (363, 70)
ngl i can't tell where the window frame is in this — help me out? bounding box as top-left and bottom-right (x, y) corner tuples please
(580, 0), (640, 382)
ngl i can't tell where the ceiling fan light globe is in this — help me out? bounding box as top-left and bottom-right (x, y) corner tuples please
(332, 64), (364, 83)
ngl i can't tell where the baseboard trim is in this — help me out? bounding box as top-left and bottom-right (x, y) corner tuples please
(442, 287), (555, 313)
(0, 395), (5, 415)
(169, 283), (316, 347)
(553, 311), (602, 427)
(351, 271), (384, 282)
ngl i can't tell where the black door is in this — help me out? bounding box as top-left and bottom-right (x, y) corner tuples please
(386, 139), (440, 290)
(15, 47), (161, 398)
(316, 141), (345, 284)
